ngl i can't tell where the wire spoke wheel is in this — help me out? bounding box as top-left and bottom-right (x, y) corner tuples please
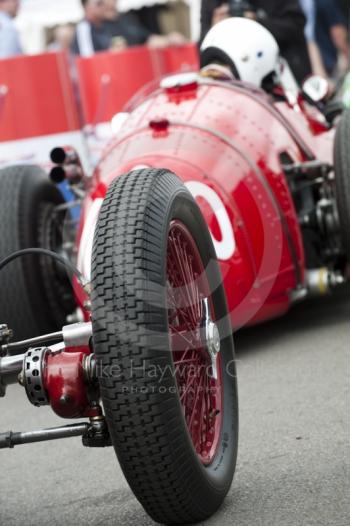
(92, 168), (238, 525)
(167, 220), (222, 465)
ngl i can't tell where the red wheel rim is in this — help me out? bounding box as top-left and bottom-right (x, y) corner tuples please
(167, 220), (223, 465)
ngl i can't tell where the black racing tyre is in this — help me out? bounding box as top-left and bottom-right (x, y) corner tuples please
(91, 169), (238, 525)
(334, 109), (350, 259)
(0, 165), (75, 340)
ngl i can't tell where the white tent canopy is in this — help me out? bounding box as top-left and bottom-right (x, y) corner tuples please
(17, 0), (84, 26)
(16, 0), (83, 52)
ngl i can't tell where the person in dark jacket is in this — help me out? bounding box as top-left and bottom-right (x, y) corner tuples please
(199, 0), (312, 83)
(102, 0), (187, 49)
(102, 0), (151, 48)
(315, 0), (350, 76)
(72, 0), (111, 56)
(337, 0), (349, 23)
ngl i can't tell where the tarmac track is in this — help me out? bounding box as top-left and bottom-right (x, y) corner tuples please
(1, 286), (350, 526)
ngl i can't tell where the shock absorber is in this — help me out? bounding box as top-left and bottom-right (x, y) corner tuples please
(19, 346), (99, 418)
(0, 323), (111, 449)
(1, 345), (99, 416)
(0, 322), (99, 417)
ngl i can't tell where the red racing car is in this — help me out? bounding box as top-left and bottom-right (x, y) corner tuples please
(1, 21), (350, 525)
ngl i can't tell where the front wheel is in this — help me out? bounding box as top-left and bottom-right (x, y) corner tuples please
(91, 169), (238, 525)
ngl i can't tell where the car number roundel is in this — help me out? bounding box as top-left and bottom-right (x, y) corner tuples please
(78, 180), (236, 280)
(185, 181), (236, 261)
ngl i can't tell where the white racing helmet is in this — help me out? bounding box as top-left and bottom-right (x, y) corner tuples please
(200, 17), (280, 88)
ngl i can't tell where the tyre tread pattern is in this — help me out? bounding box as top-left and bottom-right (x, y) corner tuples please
(91, 169), (233, 525)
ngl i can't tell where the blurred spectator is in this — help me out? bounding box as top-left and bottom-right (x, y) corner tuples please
(0, 0), (22, 58)
(72, 0), (186, 56)
(200, 0), (311, 83)
(337, 0), (349, 23)
(48, 24), (75, 52)
(299, 0), (327, 77)
(315, 0), (350, 76)
(103, 0), (151, 48)
(103, 0), (186, 49)
(72, 0), (110, 56)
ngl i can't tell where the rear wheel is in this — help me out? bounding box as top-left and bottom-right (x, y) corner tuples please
(0, 165), (75, 340)
(334, 109), (350, 259)
(91, 169), (238, 525)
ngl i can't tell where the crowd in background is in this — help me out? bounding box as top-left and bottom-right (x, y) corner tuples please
(72, 0), (187, 56)
(0, 0), (349, 83)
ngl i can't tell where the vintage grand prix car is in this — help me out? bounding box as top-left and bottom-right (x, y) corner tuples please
(1, 46), (350, 524)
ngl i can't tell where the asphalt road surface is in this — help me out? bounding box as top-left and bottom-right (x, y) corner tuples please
(1, 286), (350, 526)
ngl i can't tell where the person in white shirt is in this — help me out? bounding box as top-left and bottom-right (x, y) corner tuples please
(0, 0), (22, 59)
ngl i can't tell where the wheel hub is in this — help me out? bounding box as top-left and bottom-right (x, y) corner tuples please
(202, 298), (221, 380)
(206, 320), (220, 351)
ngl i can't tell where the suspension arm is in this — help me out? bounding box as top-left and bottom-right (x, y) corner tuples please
(0, 416), (112, 449)
(1, 331), (63, 355)
(1, 322), (92, 355)
(0, 353), (24, 393)
(0, 423), (89, 449)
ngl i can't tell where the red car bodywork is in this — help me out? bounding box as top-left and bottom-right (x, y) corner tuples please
(78, 77), (335, 329)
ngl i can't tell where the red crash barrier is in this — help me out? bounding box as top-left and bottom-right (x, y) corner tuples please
(76, 44), (199, 125)
(0, 85), (7, 122)
(157, 44), (199, 73)
(0, 52), (80, 143)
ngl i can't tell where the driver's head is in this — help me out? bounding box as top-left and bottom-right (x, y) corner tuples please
(200, 17), (280, 89)
(81, 0), (106, 24)
(103, 0), (118, 20)
(0, 0), (20, 18)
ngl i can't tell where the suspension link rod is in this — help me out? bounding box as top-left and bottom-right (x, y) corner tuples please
(1, 322), (92, 356)
(1, 332), (63, 355)
(0, 423), (89, 449)
(0, 353), (25, 386)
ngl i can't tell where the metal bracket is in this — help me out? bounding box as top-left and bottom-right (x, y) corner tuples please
(283, 160), (332, 179)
